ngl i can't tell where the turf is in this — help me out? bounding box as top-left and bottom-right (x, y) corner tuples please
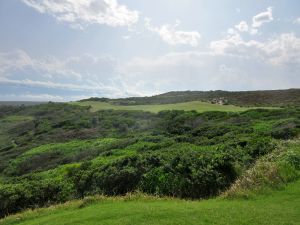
(2, 180), (299, 225)
(71, 101), (260, 113)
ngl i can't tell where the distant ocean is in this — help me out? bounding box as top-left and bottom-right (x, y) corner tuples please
(0, 101), (46, 106)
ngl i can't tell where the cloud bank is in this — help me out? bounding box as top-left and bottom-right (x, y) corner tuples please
(1, 3), (299, 101)
(1, 43), (299, 101)
(210, 33), (300, 66)
(22, 0), (139, 28)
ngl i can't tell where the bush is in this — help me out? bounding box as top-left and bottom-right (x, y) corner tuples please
(68, 148), (237, 199)
(223, 139), (300, 199)
(0, 179), (73, 217)
(271, 120), (299, 140)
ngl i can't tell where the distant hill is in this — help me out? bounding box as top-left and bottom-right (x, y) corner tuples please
(80, 89), (300, 107)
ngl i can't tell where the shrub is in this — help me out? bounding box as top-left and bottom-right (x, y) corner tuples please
(223, 139), (300, 199)
(0, 179), (73, 217)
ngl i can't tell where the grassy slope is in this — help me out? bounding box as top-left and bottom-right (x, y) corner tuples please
(1, 179), (299, 225)
(72, 101), (262, 113)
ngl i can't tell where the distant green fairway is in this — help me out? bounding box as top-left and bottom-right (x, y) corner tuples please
(72, 101), (262, 113)
(2, 180), (300, 225)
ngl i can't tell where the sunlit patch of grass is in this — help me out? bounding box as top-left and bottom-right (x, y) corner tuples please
(71, 101), (261, 113)
(22, 138), (117, 157)
(0, 116), (33, 122)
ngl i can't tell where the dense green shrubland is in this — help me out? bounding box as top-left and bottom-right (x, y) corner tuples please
(0, 103), (299, 217)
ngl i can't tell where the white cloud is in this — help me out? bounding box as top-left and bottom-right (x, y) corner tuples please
(252, 7), (273, 28)
(22, 0), (139, 28)
(232, 21), (257, 35)
(0, 50), (160, 99)
(294, 18), (300, 24)
(145, 18), (201, 47)
(249, 28), (258, 35)
(210, 32), (300, 66)
(122, 51), (299, 92)
(262, 33), (300, 66)
(0, 50), (33, 73)
(229, 8), (273, 36)
(210, 33), (262, 55)
(122, 35), (131, 40)
(0, 49), (82, 79)
(235, 21), (249, 32)
(0, 93), (65, 102)
(0, 50), (127, 97)
(0, 76), (98, 91)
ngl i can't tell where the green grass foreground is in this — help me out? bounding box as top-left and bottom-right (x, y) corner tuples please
(2, 180), (300, 225)
(72, 101), (261, 113)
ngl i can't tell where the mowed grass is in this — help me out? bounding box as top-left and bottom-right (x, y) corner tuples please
(71, 101), (261, 113)
(2, 180), (300, 225)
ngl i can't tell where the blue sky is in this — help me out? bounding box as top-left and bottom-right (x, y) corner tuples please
(0, 0), (299, 101)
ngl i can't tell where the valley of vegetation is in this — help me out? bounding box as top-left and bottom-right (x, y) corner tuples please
(0, 90), (299, 224)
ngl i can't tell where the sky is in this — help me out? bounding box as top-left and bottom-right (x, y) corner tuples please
(0, 0), (299, 101)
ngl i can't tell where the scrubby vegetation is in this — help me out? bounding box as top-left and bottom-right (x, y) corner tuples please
(0, 101), (299, 219)
(80, 89), (300, 107)
(224, 139), (300, 198)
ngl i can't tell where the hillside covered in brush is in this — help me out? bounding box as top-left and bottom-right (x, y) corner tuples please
(80, 89), (300, 107)
(0, 101), (299, 220)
